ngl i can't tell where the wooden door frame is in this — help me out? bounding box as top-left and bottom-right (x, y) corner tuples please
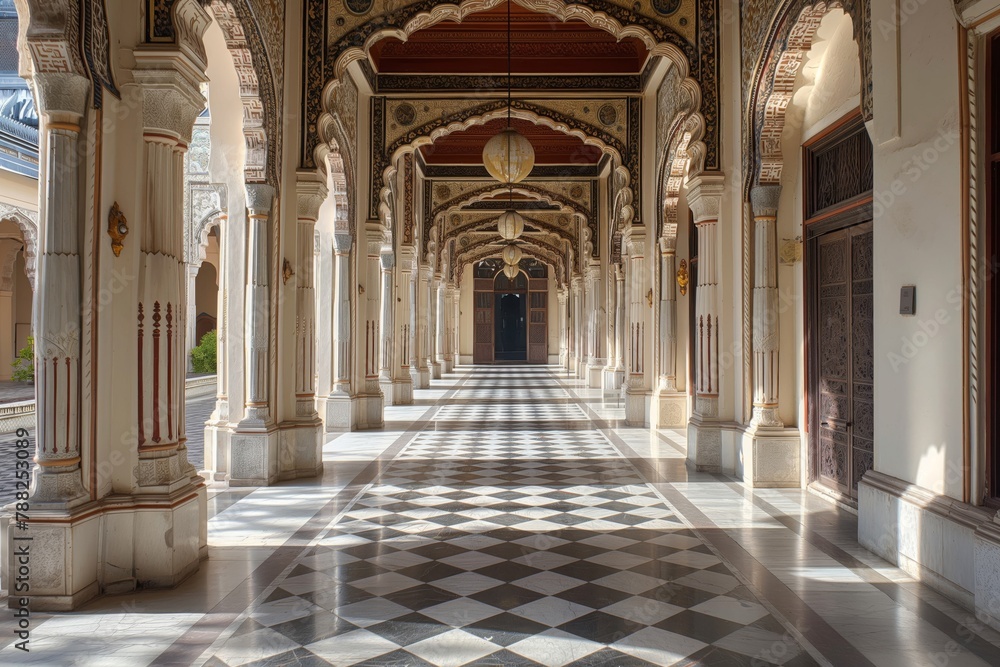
(802, 109), (874, 501)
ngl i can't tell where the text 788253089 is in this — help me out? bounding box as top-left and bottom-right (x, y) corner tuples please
(11, 426), (32, 651)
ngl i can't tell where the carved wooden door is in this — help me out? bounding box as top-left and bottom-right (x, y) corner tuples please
(473, 279), (494, 365)
(528, 286), (548, 364)
(811, 222), (873, 498)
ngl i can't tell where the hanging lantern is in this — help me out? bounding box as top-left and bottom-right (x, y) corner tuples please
(497, 210), (525, 241)
(503, 263), (520, 280)
(483, 128), (535, 184)
(501, 244), (522, 266)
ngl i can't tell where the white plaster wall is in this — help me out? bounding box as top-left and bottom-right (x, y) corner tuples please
(870, 2), (964, 500)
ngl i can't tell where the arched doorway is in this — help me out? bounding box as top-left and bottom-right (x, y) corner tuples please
(473, 258), (548, 364)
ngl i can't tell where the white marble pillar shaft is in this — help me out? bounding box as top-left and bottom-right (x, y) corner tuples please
(557, 287), (568, 368)
(331, 233), (352, 396)
(241, 184), (274, 425)
(750, 185), (783, 427)
(658, 241), (678, 392)
(32, 101), (88, 505)
(429, 273), (441, 379)
(379, 251), (394, 384)
(294, 204), (320, 419)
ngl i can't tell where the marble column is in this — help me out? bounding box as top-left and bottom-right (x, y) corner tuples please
(378, 249), (395, 402)
(624, 228), (649, 427)
(28, 74), (91, 509)
(354, 221), (385, 429)
(185, 264), (199, 373)
(230, 184), (279, 485)
(324, 232), (354, 429)
(686, 175), (725, 472)
(654, 238), (687, 428)
(135, 71), (208, 493)
(743, 184), (800, 487)
(436, 279), (449, 374)
(557, 286), (569, 369)
(408, 266), (421, 388)
(393, 248), (415, 405)
(204, 209), (231, 474)
(443, 281), (456, 373)
(416, 265), (432, 388)
(585, 263), (605, 388)
(287, 179), (324, 478)
(604, 263), (626, 392)
(429, 273), (442, 379)
(449, 282), (460, 370)
(571, 275), (584, 377)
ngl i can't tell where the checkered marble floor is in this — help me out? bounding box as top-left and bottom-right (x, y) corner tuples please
(203, 369), (819, 667)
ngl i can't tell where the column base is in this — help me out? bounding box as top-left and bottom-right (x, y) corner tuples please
(322, 393), (355, 432)
(587, 361), (605, 389)
(229, 424), (280, 486)
(278, 420), (323, 480)
(381, 379), (414, 406)
(739, 426), (801, 488)
(431, 362), (442, 380)
(354, 392), (385, 430)
(687, 414), (722, 472)
(3, 481), (206, 610)
(576, 359), (587, 379)
(443, 357), (455, 374)
(653, 390), (688, 429)
(624, 387), (649, 427)
(416, 368), (431, 389)
(203, 420), (231, 481)
(603, 367), (625, 394)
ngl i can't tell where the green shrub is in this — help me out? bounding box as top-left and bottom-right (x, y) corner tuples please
(11, 335), (33, 383)
(190, 330), (217, 374)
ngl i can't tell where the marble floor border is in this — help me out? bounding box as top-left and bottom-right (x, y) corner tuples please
(551, 369), (1000, 666)
(720, 478), (1000, 666)
(551, 371), (872, 667)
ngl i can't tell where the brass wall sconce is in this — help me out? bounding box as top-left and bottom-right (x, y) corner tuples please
(108, 202), (128, 257)
(646, 288), (653, 307)
(677, 259), (689, 296)
(282, 258), (294, 284)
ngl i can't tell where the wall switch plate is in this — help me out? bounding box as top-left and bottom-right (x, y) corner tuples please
(900, 285), (916, 315)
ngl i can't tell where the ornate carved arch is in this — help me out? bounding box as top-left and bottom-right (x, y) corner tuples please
(207, 1), (278, 185)
(455, 244), (566, 286)
(376, 103), (631, 234)
(745, 0), (871, 193)
(0, 205), (38, 289)
(656, 113), (703, 248)
(445, 213), (576, 247)
(433, 183), (590, 221)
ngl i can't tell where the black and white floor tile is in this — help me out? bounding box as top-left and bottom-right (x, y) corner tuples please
(203, 370), (819, 667)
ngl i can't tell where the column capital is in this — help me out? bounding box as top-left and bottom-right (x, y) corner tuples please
(245, 183), (275, 216)
(31, 73), (90, 125)
(333, 232), (353, 253)
(380, 251), (395, 270)
(687, 173), (726, 225)
(397, 245), (416, 267)
(659, 237), (676, 255)
(750, 184), (782, 219)
(296, 176), (328, 223)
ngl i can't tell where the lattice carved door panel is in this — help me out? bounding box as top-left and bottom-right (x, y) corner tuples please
(473, 279), (494, 365)
(811, 222), (873, 499)
(528, 288), (548, 365)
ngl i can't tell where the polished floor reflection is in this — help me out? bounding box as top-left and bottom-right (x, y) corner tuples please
(3, 366), (1000, 666)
